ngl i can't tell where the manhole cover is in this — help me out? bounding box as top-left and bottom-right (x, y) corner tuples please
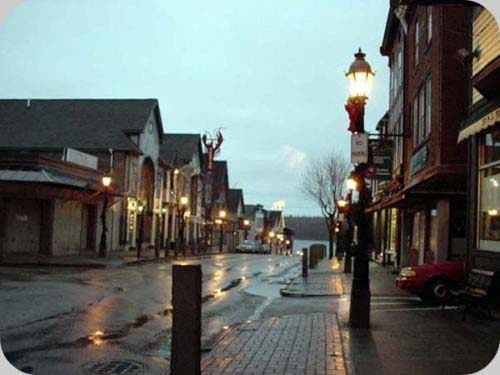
(82, 359), (148, 374)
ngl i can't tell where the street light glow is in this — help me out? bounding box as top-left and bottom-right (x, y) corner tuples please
(346, 49), (375, 100)
(337, 199), (347, 208)
(180, 196), (189, 206)
(219, 210), (227, 219)
(101, 176), (112, 187)
(346, 178), (357, 191)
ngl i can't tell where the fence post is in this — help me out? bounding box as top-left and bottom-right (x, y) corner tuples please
(171, 264), (202, 375)
(302, 248), (308, 278)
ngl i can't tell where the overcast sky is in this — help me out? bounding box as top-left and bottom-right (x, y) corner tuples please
(0, 0), (390, 216)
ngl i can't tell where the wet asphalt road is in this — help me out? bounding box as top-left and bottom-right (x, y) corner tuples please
(0, 253), (300, 374)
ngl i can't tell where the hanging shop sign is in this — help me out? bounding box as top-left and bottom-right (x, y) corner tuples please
(368, 139), (393, 181)
(410, 146), (428, 175)
(351, 133), (369, 164)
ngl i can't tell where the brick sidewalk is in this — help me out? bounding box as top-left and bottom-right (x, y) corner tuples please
(201, 313), (346, 374)
(281, 274), (344, 297)
(281, 258), (344, 297)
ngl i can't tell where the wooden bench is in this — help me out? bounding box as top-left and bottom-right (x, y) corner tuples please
(446, 268), (500, 321)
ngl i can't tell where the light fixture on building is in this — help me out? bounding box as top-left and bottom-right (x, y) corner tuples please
(161, 207), (167, 214)
(488, 209), (498, 216)
(219, 210), (227, 219)
(215, 218), (223, 225)
(269, 231), (275, 238)
(174, 169), (180, 175)
(180, 196), (189, 206)
(137, 201), (145, 213)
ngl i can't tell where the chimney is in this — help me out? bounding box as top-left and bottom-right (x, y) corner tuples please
(26, 99), (31, 109)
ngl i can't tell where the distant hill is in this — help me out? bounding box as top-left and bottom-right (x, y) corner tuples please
(285, 216), (328, 240)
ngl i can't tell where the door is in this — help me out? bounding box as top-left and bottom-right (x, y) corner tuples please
(3, 199), (41, 254)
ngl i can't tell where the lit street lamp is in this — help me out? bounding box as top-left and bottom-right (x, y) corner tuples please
(243, 219), (251, 240)
(217, 210), (226, 253)
(178, 196), (189, 256)
(137, 200), (145, 258)
(344, 48), (374, 328)
(98, 176), (112, 258)
(160, 206), (167, 257)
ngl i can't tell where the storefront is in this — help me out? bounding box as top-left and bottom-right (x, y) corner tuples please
(463, 123), (500, 270)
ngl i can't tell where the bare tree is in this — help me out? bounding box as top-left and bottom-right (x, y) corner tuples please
(301, 151), (350, 259)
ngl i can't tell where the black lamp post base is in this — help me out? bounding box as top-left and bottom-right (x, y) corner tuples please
(348, 279), (371, 328)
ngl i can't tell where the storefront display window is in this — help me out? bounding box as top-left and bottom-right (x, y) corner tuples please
(389, 208), (398, 251)
(479, 129), (500, 252)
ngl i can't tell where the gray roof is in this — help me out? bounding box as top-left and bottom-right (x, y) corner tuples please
(0, 169), (89, 189)
(0, 99), (162, 153)
(160, 133), (201, 167)
(228, 189), (244, 213)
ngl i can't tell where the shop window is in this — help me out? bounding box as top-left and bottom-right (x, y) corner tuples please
(427, 7), (432, 44)
(479, 129), (500, 252)
(415, 21), (420, 67)
(412, 211), (426, 251)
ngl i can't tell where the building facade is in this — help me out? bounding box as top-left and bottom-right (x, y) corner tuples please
(371, 2), (471, 268)
(458, 5), (500, 271)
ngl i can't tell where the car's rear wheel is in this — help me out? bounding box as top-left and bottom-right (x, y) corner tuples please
(423, 278), (451, 304)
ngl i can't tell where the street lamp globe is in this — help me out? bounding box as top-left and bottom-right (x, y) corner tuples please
(180, 196), (189, 206)
(219, 210), (227, 219)
(346, 178), (357, 191)
(346, 49), (375, 101)
(337, 199), (347, 208)
(102, 176), (112, 188)
(137, 201), (145, 213)
(269, 231), (275, 238)
(243, 219), (250, 227)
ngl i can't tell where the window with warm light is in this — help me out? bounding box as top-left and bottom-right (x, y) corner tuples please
(479, 130), (500, 251)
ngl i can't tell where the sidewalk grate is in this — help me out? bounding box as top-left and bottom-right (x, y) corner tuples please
(82, 359), (148, 374)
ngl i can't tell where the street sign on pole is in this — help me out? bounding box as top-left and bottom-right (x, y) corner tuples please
(351, 133), (369, 164)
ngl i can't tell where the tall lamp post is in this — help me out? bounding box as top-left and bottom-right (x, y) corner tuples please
(161, 207), (167, 257)
(137, 200), (145, 258)
(98, 176), (112, 258)
(336, 198), (347, 261)
(344, 178), (357, 273)
(344, 48), (374, 328)
(243, 219), (251, 241)
(178, 196), (189, 256)
(216, 209), (226, 253)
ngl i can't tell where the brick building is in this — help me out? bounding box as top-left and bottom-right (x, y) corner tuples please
(370, 1), (471, 268)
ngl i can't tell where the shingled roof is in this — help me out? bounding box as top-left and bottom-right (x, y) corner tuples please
(0, 99), (163, 153)
(228, 189), (244, 213)
(160, 133), (201, 167)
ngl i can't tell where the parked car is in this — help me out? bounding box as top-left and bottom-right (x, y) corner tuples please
(259, 243), (271, 254)
(236, 240), (258, 253)
(395, 261), (466, 303)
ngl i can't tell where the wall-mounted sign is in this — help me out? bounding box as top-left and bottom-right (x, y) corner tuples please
(410, 146), (428, 175)
(369, 140), (393, 181)
(351, 133), (369, 164)
(63, 148), (98, 170)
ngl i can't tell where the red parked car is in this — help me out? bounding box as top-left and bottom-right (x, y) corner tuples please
(396, 261), (466, 303)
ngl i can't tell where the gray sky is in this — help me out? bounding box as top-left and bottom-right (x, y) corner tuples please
(0, 0), (389, 216)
